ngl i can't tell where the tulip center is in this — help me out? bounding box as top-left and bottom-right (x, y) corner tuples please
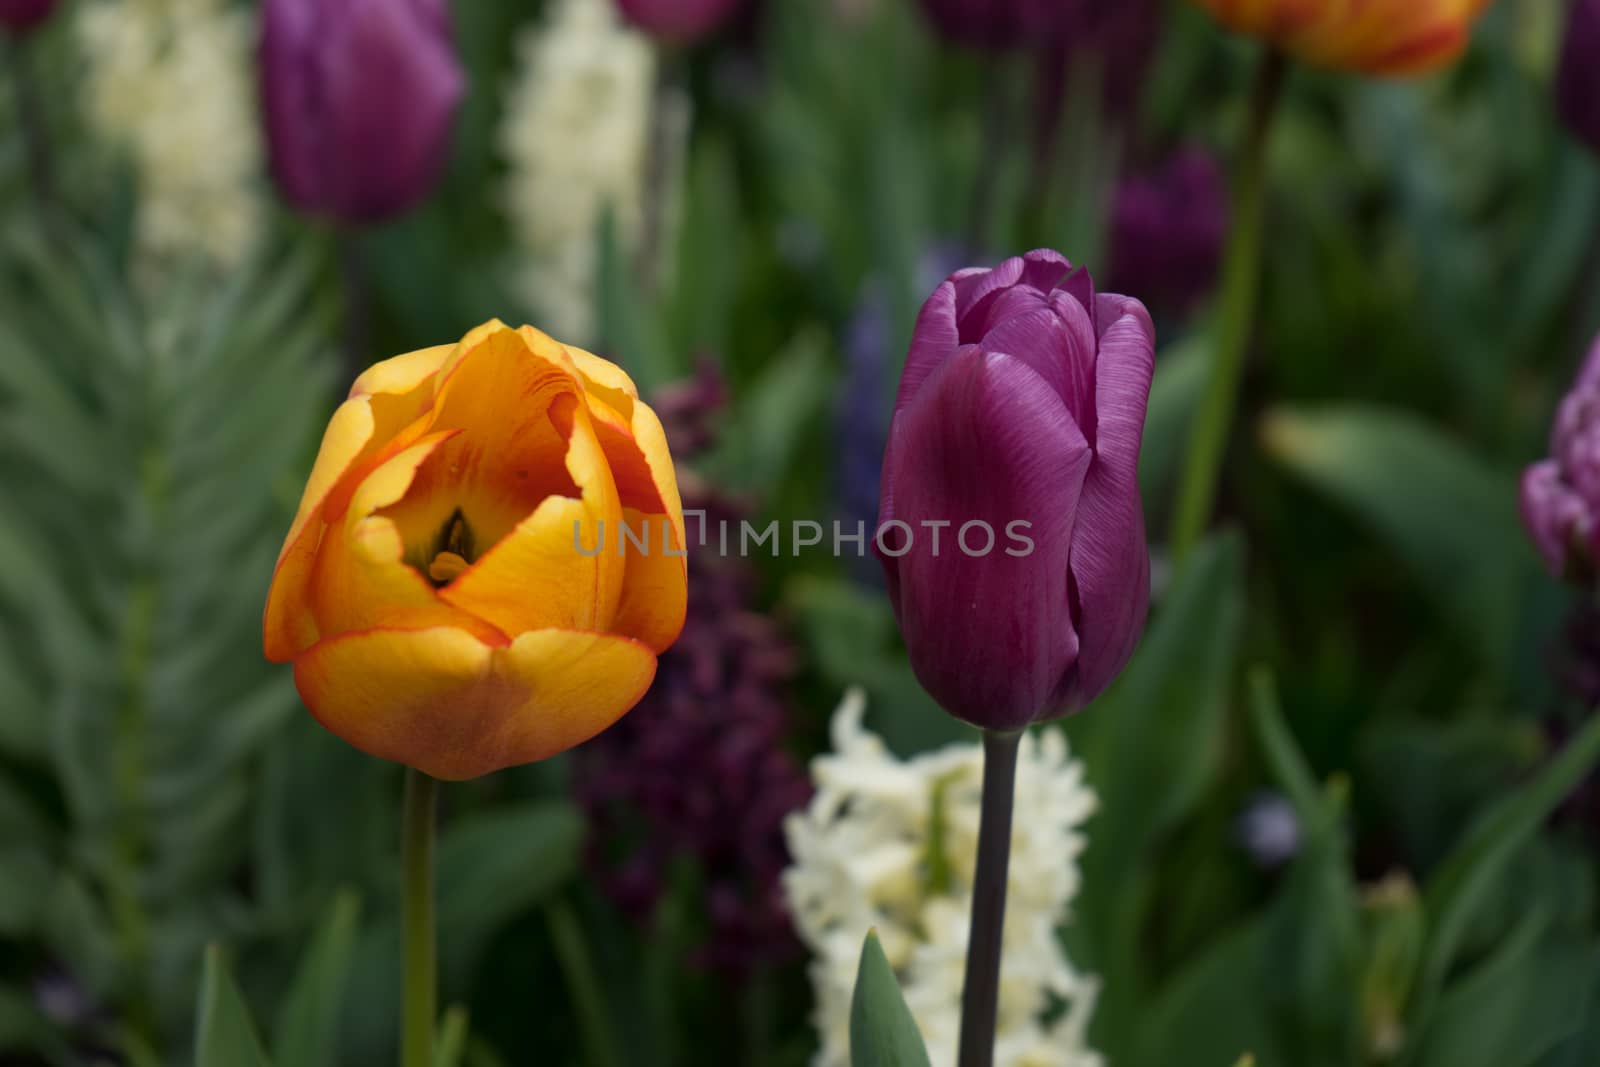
(424, 509), (476, 587)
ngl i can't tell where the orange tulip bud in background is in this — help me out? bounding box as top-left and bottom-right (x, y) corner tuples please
(264, 321), (687, 780)
(1191, 0), (1494, 76)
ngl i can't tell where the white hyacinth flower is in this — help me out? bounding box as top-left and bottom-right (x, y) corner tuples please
(77, 0), (262, 276)
(499, 0), (659, 347)
(783, 689), (1104, 1067)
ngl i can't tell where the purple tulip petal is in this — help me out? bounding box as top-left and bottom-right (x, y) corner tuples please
(878, 347), (1091, 730)
(1062, 294), (1155, 709)
(975, 290), (1099, 437)
(892, 279), (961, 419)
(952, 256), (1025, 329)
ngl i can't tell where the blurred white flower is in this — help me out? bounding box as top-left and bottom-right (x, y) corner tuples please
(499, 0), (658, 346)
(783, 689), (1103, 1067)
(77, 0), (262, 274)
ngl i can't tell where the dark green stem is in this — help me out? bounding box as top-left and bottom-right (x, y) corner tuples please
(955, 729), (1022, 1067)
(401, 768), (437, 1067)
(1168, 48), (1289, 564)
(6, 31), (56, 214)
(337, 228), (370, 388)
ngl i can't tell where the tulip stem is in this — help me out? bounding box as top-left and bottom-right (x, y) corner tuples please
(1168, 48), (1288, 564)
(401, 767), (437, 1067)
(337, 229), (372, 387)
(956, 729), (1022, 1067)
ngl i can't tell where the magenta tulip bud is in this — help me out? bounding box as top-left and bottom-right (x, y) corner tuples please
(259, 0), (466, 224)
(0, 0), (56, 34)
(1557, 0), (1600, 154)
(616, 0), (742, 41)
(877, 250), (1156, 730)
(1523, 338), (1600, 581)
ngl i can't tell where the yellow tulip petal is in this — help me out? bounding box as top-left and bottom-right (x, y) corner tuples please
(440, 396), (625, 634)
(293, 625), (657, 780)
(351, 343), (454, 399)
(310, 431), (506, 645)
(609, 507), (688, 653)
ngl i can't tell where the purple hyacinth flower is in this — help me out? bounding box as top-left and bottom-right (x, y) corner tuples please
(1557, 0), (1600, 155)
(877, 249), (1156, 730)
(1522, 337), (1600, 582)
(1108, 148), (1229, 319)
(259, 0), (465, 224)
(0, 0), (55, 34)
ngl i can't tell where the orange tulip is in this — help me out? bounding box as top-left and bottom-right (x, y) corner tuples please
(1191, 0), (1494, 76)
(264, 321), (687, 780)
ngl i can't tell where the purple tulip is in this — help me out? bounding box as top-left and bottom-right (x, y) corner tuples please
(0, 0), (55, 33)
(1108, 148), (1229, 318)
(877, 250), (1155, 730)
(259, 0), (465, 224)
(917, 0), (1080, 49)
(617, 0), (742, 41)
(1522, 338), (1600, 581)
(1557, 0), (1600, 154)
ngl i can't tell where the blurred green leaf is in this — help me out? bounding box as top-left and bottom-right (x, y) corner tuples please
(438, 800), (583, 985)
(434, 1005), (470, 1067)
(1261, 405), (1534, 679)
(1134, 920), (1280, 1067)
(709, 329), (832, 494)
(195, 946), (273, 1067)
(271, 891), (361, 1067)
(1139, 334), (1207, 512)
(1412, 713), (1600, 1040)
(1073, 532), (1245, 1053)
(849, 930), (932, 1067)
(597, 208), (677, 394)
(548, 899), (623, 1067)
(1415, 906), (1588, 1067)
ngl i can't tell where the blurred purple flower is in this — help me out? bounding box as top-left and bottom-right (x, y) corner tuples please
(1235, 790), (1300, 868)
(916, 0), (1080, 49)
(1035, 0), (1163, 119)
(1557, 0), (1600, 154)
(0, 0), (55, 33)
(574, 368), (811, 976)
(617, 0), (743, 42)
(259, 0), (465, 224)
(1521, 337), (1600, 582)
(1107, 148), (1229, 319)
(878, 249), (1155, 729)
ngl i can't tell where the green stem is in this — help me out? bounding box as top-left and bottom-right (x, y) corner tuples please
(401, 768), (437, 1067)
(1167, 48), (1289, 564)
(955, 729), (1022, 1067)
(548, 898), (624, 1067)
(6, 33), (56, 214)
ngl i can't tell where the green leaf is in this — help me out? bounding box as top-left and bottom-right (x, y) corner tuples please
(707, 328), (832, 494)
(434, 1005), (470, 1067)
(437, 801), (583, 985)
(271, 891), (361, 1067)
(1412, 713), (1600, 1037)
(1138, 333), (1207, 509)
(1415, 907), (1589, 1067)
(849, 930), (932, 1067)
(1071, 533), (1245, 1052)
(1261, 405), (1534, 678)
(195, 945), (273, 1067)
(1133, 920), (1281, 1067)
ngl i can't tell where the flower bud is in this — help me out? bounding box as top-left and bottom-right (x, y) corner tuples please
(1190, 0), (1493, 77)
(616, 0), (742, 42)
(259, 0), (466, 224)
(1557, 0), (1600, 154)
(1522, 338), (1600, 582)
(877, 250), (1155, 730)
(1108, 148), (1229, 318)
(0, 0), (55, 34)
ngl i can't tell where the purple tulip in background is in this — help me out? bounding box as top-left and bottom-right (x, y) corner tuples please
(0, 0), (55, 33)
(617, 0), (743, 41)
(917, 0), (1076, 49)
(877, 250), (1156, 730)
(259, 0), (465, 224)
(1108, 148), (1229, 319)
(1522, 338), (1600, 581)
(1557, 0), (1600, 154)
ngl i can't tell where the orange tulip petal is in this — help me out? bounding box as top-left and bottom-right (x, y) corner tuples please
(609, 507), (688, 653)
(293, 626), (657, 780)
